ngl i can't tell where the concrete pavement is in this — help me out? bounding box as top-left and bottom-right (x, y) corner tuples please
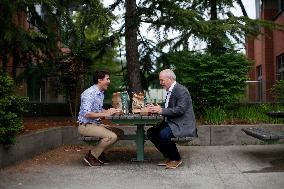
(1, 144), (284, 189)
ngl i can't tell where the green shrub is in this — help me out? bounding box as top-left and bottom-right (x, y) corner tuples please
(158, 51), (251, 115)
(203, 107), (228, 125)
(271, 80), (284, 103)
(231, 104), (269, 123)
(0, 71), (28, 145)
(202, 103), (284, 125)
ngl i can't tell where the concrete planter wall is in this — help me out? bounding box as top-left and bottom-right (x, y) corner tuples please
(1, 124), (284, 168)
(193, 124), (284, 145)
(0, 127), (79, 168)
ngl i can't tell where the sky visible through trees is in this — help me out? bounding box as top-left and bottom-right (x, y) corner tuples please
(103, 0), (256, 55)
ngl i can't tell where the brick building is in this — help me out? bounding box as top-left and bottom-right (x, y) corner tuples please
(1, 5), (65, 103)
(246, 0), (284, 102)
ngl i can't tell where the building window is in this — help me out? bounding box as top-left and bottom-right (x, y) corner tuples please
(256, 65), (263, 101)
(27, 77), (46, 102)
(279, 0), (284, 12)
(27, 4), (43, 30)
(277, 54), (284, 80)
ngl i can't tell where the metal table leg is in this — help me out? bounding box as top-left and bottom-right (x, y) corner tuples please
(133, 124), (145, 161)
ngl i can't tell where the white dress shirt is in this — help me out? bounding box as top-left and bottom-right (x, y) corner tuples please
(165, 81), (176, 108)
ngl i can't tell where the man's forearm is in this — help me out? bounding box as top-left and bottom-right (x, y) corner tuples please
(84, 112), (105, 119)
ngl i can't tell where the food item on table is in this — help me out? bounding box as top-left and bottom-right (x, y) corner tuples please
(112, 92), (122, 109)
(132, 92), (151, 115)
(112, 91), (130, 115)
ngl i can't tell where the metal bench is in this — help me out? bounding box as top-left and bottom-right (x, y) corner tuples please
(266, 111), (284, 119)
(79, 136), (193, 143)
(241, 127), (284, 142)
(79, 136), (100, 141)
(242, 112), (284, 142)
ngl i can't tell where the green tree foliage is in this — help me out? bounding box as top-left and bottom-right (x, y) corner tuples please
(271, 80), (284, 103)
(89, 50), (126, 103)
(158, 51), (252, 115)
(0, 0), (123, 122)
(0, 71), (28, 145)
(105, 0), (281, 93)
(138, 0), (280, 54)
(94, 1), (283, 94)
(52, 1), (123, 121)
(0, 0), (60, 78)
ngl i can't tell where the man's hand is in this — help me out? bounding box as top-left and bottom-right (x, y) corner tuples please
(148, 104), (162, 114)
(104, 108), (122, 116)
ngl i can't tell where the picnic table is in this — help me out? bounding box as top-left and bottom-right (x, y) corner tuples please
(80, 114), (193, 161)
(106, 115), (163, 161)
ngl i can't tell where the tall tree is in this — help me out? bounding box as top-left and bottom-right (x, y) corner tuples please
(125, 0), (142, 93)
(53, 0), (118, 121)
(108, 0), (281, 91)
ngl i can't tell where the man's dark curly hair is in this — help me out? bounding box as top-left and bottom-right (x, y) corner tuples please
(93, 70), (110, 84)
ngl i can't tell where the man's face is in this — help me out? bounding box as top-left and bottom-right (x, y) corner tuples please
(159, 73), (173, 90)
(98, 75), (110, 91)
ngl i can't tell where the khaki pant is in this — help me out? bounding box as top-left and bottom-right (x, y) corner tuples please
(78, 123), (124, 158)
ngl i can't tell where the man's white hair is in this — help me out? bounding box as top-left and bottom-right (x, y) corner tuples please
(160, 69), (176, 80)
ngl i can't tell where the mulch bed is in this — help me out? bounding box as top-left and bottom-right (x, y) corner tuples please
(21, 117), (125, 135)
(22, 117), (76, 134)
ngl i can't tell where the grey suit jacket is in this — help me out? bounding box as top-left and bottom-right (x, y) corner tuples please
(162, 83), (197, 138)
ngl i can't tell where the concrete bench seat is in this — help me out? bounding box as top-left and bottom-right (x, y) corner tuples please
(171, 137), (193, 142)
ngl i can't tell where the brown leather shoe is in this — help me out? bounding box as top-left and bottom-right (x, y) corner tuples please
(98, 152), (109, 165)
(84, 150), (102, 167)
(157, 159), (170, 166)
(165, 160), (182, 169)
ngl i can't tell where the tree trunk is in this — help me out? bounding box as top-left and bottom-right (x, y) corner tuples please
(125, 0), (142, 93)
(236, 0), (248, 17)
(1, 55), (8, 72)
(209, 0), (217, 20)
(208, 0), (222, 55)
(12, 52), (19, 79)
